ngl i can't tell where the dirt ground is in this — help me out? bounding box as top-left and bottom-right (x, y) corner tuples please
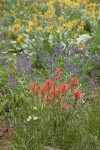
(0, 121), (13, 150)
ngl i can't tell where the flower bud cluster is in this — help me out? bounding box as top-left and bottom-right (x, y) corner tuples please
(28, 68), (81, 109)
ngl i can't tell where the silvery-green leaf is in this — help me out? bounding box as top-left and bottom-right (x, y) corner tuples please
(33, 106), (37, 110)
(21, 44), (28, 48)
(10, 41), (17, 44)
(16, 47), (21, 50)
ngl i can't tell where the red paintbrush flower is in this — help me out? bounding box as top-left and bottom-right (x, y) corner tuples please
(73, 90), (81, 101)
(44, 79), (53, 86)
(39, 83), (47, 93)
(59, 83), (66, 93)
(69, 77), (78, 86)
(49, 86), (55, 95)
(28, 82), (38, 90)
(61, 103), (68, 109)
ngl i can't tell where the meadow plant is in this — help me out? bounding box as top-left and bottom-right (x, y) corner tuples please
(0, 0), (100, 149)
(28, 68), (81, 109)
(11, 67), (83, 150)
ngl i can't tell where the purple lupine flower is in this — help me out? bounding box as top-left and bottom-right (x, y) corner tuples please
(16, 54), (22, 71)
(0, 56), (4, 61)
(5, 38), (10, 44)
(76, 57), (83, 67)
(89, 79), (95, 89)
(21, 52), (29, 71)
(48, 54), (53, 64)
(3, 65), (7, 71)
(38, 51), (44, 63)
(90, 54), (96, 64)
(81, 46), (87, 55)
(64, 50), (70, 67)
(96, 55), (100, 65)
(49, 63), (55, 78)
(69, 65), (77, 75)
(16, 52), (32, 74)
(38, 50), (48, 68)
(97, 60), (100, 65)
(90, 70), (95, 78)
(81, 73), (87, 79)
(72, 47), (78, 54)
(64, 57), (69, 68)
(48, 54), (55, 77)
(53, 43), (62, 60)
(8, 73), (16, 90)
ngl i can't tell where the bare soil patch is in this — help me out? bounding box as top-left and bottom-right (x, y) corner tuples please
(0, 121), (13, 150)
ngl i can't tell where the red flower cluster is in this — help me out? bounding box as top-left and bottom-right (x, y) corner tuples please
(54, 67), (62, 80)
(73, 90), (81, 101)
(69, 77), (78, 86)
(28, 82), (38, 91)
(28, 68), (81, 108)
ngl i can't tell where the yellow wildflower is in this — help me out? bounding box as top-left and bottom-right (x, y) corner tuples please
(48, 26), (53, 31)
(14, 18), (20, 23)
(58, 16), (64, 21)
(25, 6), (28, 11)
(27, 27), (33, 32)
(37, 27), (42, 31)
(81, 26), (84, 32)
(17, 35), (22, 42)
(26, 20), (34, 26)
(90, 14), (96, 19)
(10, 10), (14, 13)
(78, 44), (85, 50)
(56, 26), (63, 33)
(0, 3), (2, 7)
(75, 3), (80, 8)
(14, 24), (20, 30)
(72, 20), (77, 27)
(66, 22), (72, 29)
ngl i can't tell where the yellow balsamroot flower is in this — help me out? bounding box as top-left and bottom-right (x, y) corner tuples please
(47, 1), (54, 7)
(58, 16), (64, 21)
(17, 35), (22, 42)
(27, 27), (32, 32)
(90, 14), (96, 19)
(26, 20), (34, 26)
(72, 20), (77, 27)
(21, 0), (25, 2)
(81, 26), (84, 32)
(0, 3), (2, 7)
(28, 21), (34, 26)
(75, 3), (80, 8)
(14, 23), (20, 30)
(10, 10), (14, 13)
(48, 25), (53, 31)
(81, 20), (85, 26)
(56, 26), (63, 33)
(24, 6), (28, 11)
(37, 27), (42, 31)
(78, 44), (85, 50)
(66, 22), (72, 29)
(38, 11), (42, 15)
(14, 18), (20, 24)
(8, 27), (12, 35)
(65, 0), (73, 6)
(84, 8), (90, 14)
